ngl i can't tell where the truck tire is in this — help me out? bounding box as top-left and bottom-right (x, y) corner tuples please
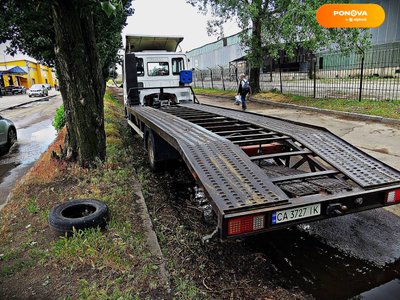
(147, 132), (160, 171)
(48, 199), (109, 235)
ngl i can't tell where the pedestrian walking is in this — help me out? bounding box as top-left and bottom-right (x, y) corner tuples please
(237, 74), (251, 111)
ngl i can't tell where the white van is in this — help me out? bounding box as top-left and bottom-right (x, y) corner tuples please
(123, 35), (194, 107)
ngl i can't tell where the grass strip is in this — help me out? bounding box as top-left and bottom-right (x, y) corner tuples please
(193, 88), (400, 120)
(0, 90), (164, 299)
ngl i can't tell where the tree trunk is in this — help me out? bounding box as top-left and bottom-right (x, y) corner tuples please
(51, 0), (106, 167)
(249, 18), (262, 93)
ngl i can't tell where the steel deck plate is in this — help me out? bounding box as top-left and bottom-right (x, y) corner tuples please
(180, 104), (400, 188)
(132, 106), (289, 213)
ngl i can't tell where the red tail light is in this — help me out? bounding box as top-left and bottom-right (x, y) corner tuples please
(385, 189), (400, 203)
(228, 214), (265, 235)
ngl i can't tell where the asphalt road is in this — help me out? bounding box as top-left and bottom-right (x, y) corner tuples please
(0, 96), (61, 210)
(0, 90), (60, 111)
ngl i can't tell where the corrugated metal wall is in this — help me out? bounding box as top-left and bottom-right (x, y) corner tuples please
(358, 0), (400, 44)
(187, 34), (246, 69)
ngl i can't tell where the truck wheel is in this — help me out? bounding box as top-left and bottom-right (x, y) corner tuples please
(147, 133), (160, 171)
(6, 128), (17, 148)
(48, 199), (109, 235)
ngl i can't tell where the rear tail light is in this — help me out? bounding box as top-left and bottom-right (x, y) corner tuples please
(228, 214), (265, 235)
(385, 189), (400, 203)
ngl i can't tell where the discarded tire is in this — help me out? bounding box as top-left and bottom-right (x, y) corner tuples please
(48, 199), (109, 235)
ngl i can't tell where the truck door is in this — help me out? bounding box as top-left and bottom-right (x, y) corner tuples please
(124, 53), (140, 106)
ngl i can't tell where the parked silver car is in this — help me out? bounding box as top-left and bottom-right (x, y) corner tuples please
(0, 115), (17, 148)
(12, 85), (27, 94)
(28, 84), (48, 97)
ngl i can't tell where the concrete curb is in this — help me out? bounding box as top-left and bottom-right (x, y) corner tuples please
(197, 93), (400, 126)
(133, 177), (171, 294)
(0, 95), (57, 112)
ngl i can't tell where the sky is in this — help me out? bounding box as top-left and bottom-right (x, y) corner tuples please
(122, 0), (241, 52)
(0, 42), (35, 64)
(1, 0), (240, 66)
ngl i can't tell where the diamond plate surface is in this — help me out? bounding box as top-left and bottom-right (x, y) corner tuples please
(181, 104), (400, 188)
(133, 106), (289, 213)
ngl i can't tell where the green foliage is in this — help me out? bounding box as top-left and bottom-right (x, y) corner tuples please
(52, 104), (65, 131)
(100, 1), (117, 17)
(187, 0), (371, 65)
(192, 87), (236, 97)
(281, 94), (400, 119)
(0, 0), (133, 78)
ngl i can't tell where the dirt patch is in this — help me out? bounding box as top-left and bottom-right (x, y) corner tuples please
(127, 138), (306, 299)
(257, 92), (291, 103)
(372, 148), (390, 154)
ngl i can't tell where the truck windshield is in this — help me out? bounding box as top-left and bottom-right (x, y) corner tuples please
(148, 62), (169, 76)
(172, 58), (184, 75)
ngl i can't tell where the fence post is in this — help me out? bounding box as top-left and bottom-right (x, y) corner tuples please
(208, 68), (214, 89)
(219, 66), (226, 90)
(359, 54), (364, 102)
(270, 60), (273, 82)
(235, 67), (238, 85)
(279, 62), (283, 93)
(200, 71), (204, 89)
(313, 59), (317, 98)
(193, 69), (197, 88)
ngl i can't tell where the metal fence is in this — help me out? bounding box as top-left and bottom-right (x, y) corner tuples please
(192, 46), (400, 101)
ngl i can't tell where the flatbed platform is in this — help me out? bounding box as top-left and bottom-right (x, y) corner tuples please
(179, 103), (400, 189)
(132, 105), (290, 213)
(127, 102), (400, 238)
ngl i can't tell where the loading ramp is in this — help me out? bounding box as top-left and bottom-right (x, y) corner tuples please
(127, 102), (400, 238)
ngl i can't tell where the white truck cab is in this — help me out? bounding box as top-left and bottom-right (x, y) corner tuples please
(123, 35), (194, 107)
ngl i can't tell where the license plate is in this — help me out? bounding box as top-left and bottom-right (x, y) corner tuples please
(271, 204), (321, 225)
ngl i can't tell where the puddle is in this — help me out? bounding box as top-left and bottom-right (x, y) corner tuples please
(0, 118), (56, 208)
(358, 279), (400, 300)
(162, 163), (400, 299)
(159, 161), (400, 300)
(247, 227), (400, 300)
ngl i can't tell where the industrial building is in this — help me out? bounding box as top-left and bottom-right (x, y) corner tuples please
(0, 59), (57, 89)
(186, 0), (400, 73)
(0, 42), (58, 89)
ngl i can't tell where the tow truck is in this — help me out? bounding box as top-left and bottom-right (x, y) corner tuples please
(123, 35), (400, 239)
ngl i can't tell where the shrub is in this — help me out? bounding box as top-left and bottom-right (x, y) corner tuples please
(52, 104), (65, 131)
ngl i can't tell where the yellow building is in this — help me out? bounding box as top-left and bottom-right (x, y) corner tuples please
(0, 59), (58, 89)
